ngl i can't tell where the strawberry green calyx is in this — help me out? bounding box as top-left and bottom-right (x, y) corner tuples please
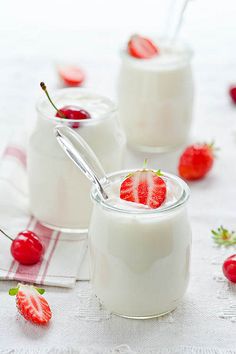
(9, 287), (19, 296)
(211, 226), (236, 246)
(206, 141), (220, 157)
(36, 287), (45, 295)
(125, 167), (163, 179)
(156, 169), (163, 176)
(9, 284), (45, 296)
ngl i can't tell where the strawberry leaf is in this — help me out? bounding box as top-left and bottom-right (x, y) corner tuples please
(156, 169), (163, 176)
(9, 287), (19, 296)
(36, 287), (45, 295)
(211, 226), (236, 246)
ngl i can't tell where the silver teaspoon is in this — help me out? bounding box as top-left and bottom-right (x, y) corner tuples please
(55, 125), (109, 201)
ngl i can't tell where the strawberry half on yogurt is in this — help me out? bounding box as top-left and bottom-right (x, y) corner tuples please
(127, 34), (159, 59)
(120, 169), (166, 208)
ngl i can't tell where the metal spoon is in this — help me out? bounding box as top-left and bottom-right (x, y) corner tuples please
(55, 125), (109, 200)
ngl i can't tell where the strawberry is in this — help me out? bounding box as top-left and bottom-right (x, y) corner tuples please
(229, 86), (236, 104)
(58, 65), (85, 87)
(178, 143), (215, 180)
(9, 284), (52, 325)
(127, 34), (159, 59)
(120, 169), (166, 209)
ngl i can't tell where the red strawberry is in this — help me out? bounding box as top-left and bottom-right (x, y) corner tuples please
(127, 35), (159, 59)
(58, 65), (85, 87)
(178, 143), (215, 180)
(9, 284), (52, 325)
(229, 86), (236, 104)
(120, 169), (166, 209)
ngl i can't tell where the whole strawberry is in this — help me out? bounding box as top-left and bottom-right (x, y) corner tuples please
(178, 143), (215, 180)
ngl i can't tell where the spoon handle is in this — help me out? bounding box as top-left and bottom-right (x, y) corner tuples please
(55, 125), (108, 200)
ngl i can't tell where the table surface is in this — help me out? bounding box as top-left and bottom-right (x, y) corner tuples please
(1, 0), (236, 352)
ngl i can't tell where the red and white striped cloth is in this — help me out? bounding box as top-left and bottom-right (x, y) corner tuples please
(0, 142), (90, 287)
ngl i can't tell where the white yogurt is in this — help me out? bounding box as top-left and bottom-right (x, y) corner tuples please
(118, 40), (194, 152)
(28, 89), (125, 232)
(89, 170), (191, 318)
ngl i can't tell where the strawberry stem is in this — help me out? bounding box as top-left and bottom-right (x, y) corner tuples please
(0, 228), (13, 242)
(40, 82), (67, 119)
(143, 158), (148, 169)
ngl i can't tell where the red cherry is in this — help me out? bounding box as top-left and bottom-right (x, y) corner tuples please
(58, 66), (85, 87)
(222, 254), (236, 283)
(11, 230), (44, 265)
(229, 86), (236, 104)
(56, 105), (91, 128)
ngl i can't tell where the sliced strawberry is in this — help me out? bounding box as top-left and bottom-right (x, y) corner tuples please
(127, 35), (159, 59)
(9, 284), (52, 325)
(58, 65), (85, 87)
(120, 170), (166, 209)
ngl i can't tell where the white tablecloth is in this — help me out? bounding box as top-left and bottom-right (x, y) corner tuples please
(1, 1), (236, 351)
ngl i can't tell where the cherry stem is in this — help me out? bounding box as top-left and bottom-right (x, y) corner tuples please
(40, 82), (67, 119)
(0, 228), (13, 242)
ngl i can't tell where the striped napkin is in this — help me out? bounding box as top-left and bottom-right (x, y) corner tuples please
(0, 142), (90, 287)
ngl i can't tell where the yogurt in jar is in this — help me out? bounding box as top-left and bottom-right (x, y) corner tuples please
(118, 39), (194, 152)
(89, 170), (191, 318)
(28, 88), (125, 232)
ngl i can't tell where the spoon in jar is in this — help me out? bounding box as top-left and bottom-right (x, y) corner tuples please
(55, 125), (109, 201)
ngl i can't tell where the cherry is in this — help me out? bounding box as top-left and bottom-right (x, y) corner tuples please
(56, 105), (91, 128)
(229, 86), (236, 104)
(222, 254), (236, 283)
(40, 82), (91, 129)
(0, 228), (44, 265)
(58, 66), (85, 87)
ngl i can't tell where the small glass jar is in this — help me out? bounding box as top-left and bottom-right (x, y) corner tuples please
(28, 88), (125, 232)
(118, 39), (194, 152)
(89, 170), (191, 318)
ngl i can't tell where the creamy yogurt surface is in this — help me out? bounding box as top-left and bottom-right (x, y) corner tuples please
(104, 173), (182, 211)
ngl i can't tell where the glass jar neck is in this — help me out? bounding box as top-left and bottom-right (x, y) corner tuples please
(91, 170), (190, 216)
(36, 88), (116, 123)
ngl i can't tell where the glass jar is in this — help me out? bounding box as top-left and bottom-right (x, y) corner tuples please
(89, 170), (191, 318)
(28, 88), (125, 232)
(118, 39), (194, 152)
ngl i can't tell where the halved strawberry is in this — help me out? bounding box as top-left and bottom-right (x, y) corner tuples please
(127, 35), (159, 59)
(9, 284), (52, 325)
(120, 169), (166, 209)
(58, 65), (85, 87)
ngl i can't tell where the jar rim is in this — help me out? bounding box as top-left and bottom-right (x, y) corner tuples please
(36, 87), (117, 123)
(91, 169), (190, 215)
